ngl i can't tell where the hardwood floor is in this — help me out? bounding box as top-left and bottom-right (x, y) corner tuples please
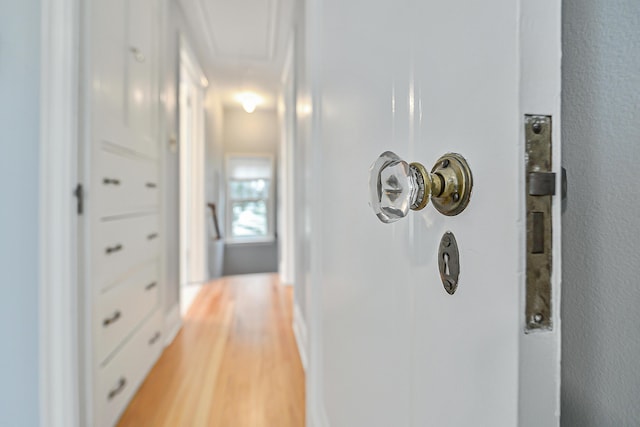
(117, 273), (305, 427)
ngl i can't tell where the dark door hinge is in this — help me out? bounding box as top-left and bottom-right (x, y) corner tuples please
(74, 183), (84, 215)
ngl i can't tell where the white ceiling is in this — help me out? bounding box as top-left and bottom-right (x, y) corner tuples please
(178, 0), (295, 110)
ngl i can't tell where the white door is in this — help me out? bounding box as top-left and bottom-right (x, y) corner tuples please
(309, 1), (561, 426)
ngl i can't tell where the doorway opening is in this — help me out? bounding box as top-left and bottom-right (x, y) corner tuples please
(178, 37), (209, 316)
(56, 0), (311, 425)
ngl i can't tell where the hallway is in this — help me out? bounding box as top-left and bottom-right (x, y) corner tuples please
(116, 274), (305, 427)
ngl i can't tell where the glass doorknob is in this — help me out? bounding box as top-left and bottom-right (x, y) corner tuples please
(369, 151), (473, 223)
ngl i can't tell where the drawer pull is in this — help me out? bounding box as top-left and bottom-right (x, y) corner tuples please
(147, 233), (159, 240)
(105, 244), (123, 255)
(145, 281), (157, 291)
(103, 310), (122, 327)
(148, 331), (162, 346)
(145, 182), (157, 189)
(103, 178), (121, 186)
(107, 377), (127, 401)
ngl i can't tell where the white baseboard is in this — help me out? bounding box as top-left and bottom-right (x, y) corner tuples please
(292, 302), (308, 372)
(309, 402), (330, 427)
(180, 282), (203, 316)
(279, 262), (294, 286)
(164, 304), (182, 347)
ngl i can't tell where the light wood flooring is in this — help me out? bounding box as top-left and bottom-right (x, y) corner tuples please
(117, 273), (305, 427)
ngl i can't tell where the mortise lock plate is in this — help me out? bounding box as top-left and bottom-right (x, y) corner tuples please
(525, 115), (557, 332)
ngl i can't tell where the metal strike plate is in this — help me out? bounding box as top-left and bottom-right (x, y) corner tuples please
(438, 232), (460, 295)
(525, 115), (554, 332)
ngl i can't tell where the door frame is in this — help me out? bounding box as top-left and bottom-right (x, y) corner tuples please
(178, 34), (209, 315)
(517, 3), (563, 422)
(278, 34), (295, 287)
(297, 0), (329, 425)
(39, 0), (82, 426)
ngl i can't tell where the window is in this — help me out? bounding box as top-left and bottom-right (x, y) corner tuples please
(226, 155), (274, 242)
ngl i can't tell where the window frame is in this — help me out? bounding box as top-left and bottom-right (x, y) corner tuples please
(225, 153), (276, 244)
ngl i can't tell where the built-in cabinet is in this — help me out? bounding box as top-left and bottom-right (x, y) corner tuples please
(84, 0), (164, 426)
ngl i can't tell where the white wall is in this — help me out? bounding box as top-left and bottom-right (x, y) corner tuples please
(0, 0), (41, 425)
(222, 107), (279, 276)
(561, 0), (640, 424)
(205, 93), (225, 220)
(205, 90), (225, 278)
(223, 107), (279, 153)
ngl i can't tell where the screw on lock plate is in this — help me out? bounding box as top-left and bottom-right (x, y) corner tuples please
(525, 115), (554, 332)
(438, 231), (460, 295)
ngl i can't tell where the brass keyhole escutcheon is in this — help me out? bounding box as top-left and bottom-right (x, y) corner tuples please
(438, 231), (460, 295)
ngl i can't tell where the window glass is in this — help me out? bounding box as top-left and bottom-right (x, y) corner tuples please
(229, 179), (270, 200)
(226, 155), (273, 240)
(231, 200), (268, 237)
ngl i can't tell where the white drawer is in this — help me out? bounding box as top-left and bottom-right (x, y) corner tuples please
(93, 214), (160, 291)
(95, 261), (159, 364)
(94, 149), (159, 218)
(96, 308), (164, 427)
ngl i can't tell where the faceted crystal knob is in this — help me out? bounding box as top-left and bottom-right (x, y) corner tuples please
(369, 151), (474, 223)
(368, 151), (431, 223)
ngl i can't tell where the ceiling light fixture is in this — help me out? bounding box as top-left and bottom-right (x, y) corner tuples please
(236, 92), (262, 113)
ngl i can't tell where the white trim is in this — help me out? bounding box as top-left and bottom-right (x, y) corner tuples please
(179, 34), (208, 87)
(518, 1), (563, 426)
(180, 282), (204, 317)
(225, 237), (276, 246)
(190, 0), (220, 55)
(308, 407), (330, 427)
(157, 0), (170, 363)
(179, 36), (209, 289)
(292, 303), (308, 371)
(280, 32), (294, 84)
(266, 0), (280, 60)
(305, 0), (329, 424)
(39, 0), (81, 426)
(164, 304), (183, 346)
(278, 34), (295, 285)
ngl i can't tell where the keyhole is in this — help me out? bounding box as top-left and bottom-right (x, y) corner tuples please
(443, 252), (450, 276)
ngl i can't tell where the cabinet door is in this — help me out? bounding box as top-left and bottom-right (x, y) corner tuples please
(91, 0), (129, 149)
(127, 0), (158, 158)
